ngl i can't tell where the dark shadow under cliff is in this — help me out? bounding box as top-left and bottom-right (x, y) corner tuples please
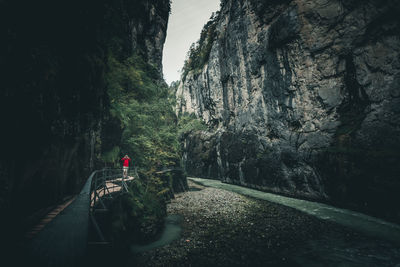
(0, 0), (171, 247)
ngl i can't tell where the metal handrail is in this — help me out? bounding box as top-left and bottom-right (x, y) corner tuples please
(88, 167), (138, 242)
(89, 167), (137, 211)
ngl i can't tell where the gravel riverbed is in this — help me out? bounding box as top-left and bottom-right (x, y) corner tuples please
(132, 181), (400, 266)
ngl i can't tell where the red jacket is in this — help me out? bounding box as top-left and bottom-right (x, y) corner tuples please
(121, 157), (131, 167)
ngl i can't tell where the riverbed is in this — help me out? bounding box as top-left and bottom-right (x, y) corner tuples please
(130, 180), (400, 266)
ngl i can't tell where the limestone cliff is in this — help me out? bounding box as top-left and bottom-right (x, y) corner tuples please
(177, 0), (400, 221)
(0, 0), (170, 232)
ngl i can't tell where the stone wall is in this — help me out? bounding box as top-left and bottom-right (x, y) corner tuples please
(177, 0), (400, 222)
(0, 0), (170, 232)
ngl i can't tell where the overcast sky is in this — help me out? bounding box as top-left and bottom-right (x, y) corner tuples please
(162, 0), (221, 85)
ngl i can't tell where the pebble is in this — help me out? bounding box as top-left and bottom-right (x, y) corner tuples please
(133, 181), (400, 267)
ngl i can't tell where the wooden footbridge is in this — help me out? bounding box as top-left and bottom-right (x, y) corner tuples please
(26, 168), (139, 267)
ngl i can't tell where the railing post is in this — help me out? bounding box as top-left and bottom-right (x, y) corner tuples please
(93, 173), (97, 210)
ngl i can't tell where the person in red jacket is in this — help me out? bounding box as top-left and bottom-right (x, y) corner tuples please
(121, 155), (131, 178)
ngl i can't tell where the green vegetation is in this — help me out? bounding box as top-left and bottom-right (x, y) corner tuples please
(104, 52), (179, 170)
(109, 175), (168, 247)
(102, 48), (177, 244)
(101, 146), (121, 164)
(100, 11), (206, 244)
(181, 12), (219, 81)
(103, 53), (207, 172)
(177, 112), (208, 136)
(103, 47), (207, 243)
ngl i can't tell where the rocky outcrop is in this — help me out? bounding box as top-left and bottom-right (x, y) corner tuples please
(129, 0), (170, 74)
(0, 0), (170, 233)
(177, 0), (400, 221)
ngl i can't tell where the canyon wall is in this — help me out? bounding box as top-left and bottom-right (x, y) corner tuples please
(0, 0), (170, 232)
(177, 0), (400, 221)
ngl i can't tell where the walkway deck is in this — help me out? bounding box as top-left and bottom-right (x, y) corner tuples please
(189, 177), (400, 246)
(26, 175), (92, 267)
(25, 172), (134, 267)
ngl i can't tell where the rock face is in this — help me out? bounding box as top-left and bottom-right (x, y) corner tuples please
(0, 0), (169, 230)
(129, 0), (170, 74)
(176, 0), (400, 221)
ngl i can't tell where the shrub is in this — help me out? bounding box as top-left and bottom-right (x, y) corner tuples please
(109, 176), (167, 247)
(181, 12), (219, 81)
(178, 112), (208, 136)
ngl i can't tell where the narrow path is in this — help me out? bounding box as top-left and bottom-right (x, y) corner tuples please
(25, 196), (76, 240)
(19, 171), (135, 266)
(25, 176), (134, 240)
(132, 180), (400, 266)
(189, 177), (400, 245)
(21, 175), (93, 267)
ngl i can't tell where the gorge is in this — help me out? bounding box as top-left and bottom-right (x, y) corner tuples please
(0, 0), (400, 265)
